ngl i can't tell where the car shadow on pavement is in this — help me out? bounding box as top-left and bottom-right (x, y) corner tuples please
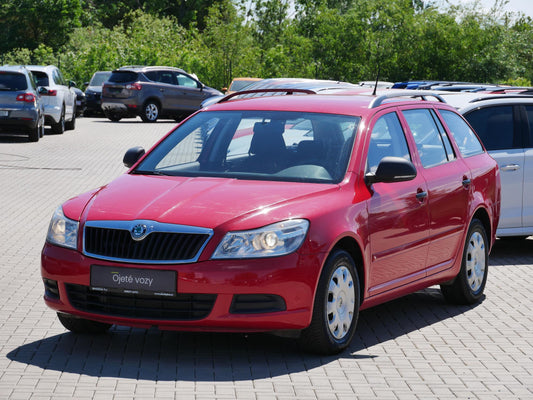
(7, 288), (480, 381)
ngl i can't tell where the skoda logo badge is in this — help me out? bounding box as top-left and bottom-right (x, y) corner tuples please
(131, 224), (148, 241)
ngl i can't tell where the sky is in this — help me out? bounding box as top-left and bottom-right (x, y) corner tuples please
(439, 0), (533, 18)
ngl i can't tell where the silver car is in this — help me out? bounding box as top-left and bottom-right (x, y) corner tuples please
(442, 92), (533, 238)
(27, 65), (77, 134)
(0, 65), (45, 142)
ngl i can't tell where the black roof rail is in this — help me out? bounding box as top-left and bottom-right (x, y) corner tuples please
(369, 90), (446, 108)
(218, 88), (316, 103)
(469, 94), (533, 103)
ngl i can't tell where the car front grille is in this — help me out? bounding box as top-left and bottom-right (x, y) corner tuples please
(83, 221), (213, 264)
(66, 284), (216, 320)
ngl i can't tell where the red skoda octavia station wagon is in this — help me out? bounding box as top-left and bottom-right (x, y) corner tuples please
(41, 91), (500, 354)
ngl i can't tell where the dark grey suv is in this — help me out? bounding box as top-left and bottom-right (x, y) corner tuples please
(101, 66), (222, 122)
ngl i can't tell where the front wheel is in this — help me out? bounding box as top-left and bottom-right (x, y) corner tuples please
(441, 219), (488, 305)
(298, 249), (360, 355)
(141, 101), (160, 122)
(57, 313), (112, 334)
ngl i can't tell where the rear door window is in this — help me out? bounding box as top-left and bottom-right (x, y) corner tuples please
(440, 110), (484, 157)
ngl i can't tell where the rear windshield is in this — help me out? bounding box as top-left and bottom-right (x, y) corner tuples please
(31, 71), (49, 87)
(108, 71), (139, 83)
(135, 110), (360, 184)
(0, 72), (28, 91)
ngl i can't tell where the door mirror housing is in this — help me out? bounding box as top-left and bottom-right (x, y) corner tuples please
(365, 157), (417, 185)
(123, 146), (145, 168)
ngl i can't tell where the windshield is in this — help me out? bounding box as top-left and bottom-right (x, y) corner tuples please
(135, 111), (360, 184)
(90, 72), (112, 86)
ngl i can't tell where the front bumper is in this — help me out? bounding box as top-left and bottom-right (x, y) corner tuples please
(41, 243), (322, 332)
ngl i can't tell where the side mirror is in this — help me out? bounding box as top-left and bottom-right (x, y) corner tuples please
(123, 146), (145, 168)
(68, 80), (77, 88)
(38, 86), (48, 95)
(365, 156), (417, 185)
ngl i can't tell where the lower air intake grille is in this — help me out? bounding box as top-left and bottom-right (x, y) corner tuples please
(66, 284), (216, 320)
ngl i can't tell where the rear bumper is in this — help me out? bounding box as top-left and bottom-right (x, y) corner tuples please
(0, 110), (39, 133)
(101, 102), (138, 118)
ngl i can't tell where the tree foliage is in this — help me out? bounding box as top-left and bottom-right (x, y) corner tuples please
(0, 0), (531, 88)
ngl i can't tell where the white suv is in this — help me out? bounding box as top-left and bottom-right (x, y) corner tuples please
(27, 65), (77, 134)
(444, 93), (533, 238)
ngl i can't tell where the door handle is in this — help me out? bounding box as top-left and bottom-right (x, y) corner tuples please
(416, 190), (427, 201)
(159, 88), (165, 92)
(500, 164), (520, 171)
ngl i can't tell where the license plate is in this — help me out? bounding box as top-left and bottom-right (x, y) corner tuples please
(91, 265), (176, 296)
(0, 110), (8, 117)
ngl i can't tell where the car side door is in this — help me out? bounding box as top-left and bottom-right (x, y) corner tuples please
(522, 104), (533, 231)
(365, 110), (430, 296)
(53, 68), (75, 119)
(174, 72), (209, 111)
(463, 105), (525, 234)
(401, 107), (471, 276)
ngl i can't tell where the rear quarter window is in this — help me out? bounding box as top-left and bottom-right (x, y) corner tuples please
(440, 110), (484, 157)
(109, 71), (139, 83)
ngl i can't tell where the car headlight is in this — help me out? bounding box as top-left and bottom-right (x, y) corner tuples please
(46, 206), (79, 250)
(212, 219), (309, 259)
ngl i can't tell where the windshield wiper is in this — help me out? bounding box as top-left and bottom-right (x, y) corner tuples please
(131, 170), (169, 176)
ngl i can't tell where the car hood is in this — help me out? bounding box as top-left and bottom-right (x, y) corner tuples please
(67, 173), (338, 230)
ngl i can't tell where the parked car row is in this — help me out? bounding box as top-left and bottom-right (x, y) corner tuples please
(0, 64), (80, 142)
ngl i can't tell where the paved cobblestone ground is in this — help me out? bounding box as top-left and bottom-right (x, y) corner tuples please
(0, 118), (532, 400)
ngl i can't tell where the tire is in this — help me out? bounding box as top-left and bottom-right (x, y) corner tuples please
(65, 107), (76, 131)
(141, 101), (160, 122)
(105, 111), (122, 122)
(51, 107), (65, 134)
(28, 124), (39, 142)
(57, 313), (112, 334)
(441, 219), (488, 305)
(39, 115), (45, 138)
(298, 249), (360, 355)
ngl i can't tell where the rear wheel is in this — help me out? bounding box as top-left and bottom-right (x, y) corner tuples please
(28, 123), (39, 142)
(298, 249), (360, 354)
(65, 107), (76, 130)
(52, 107), (65, 134)
(141, 101), (160, 122)
(441, 219), (488, 305)
(57, 313), (112, 334)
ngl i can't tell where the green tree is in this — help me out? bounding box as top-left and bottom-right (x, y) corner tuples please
(0, 0), (82, 53)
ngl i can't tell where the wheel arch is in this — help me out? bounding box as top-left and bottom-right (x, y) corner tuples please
(143, 97), (162, 110)
(330, 236), (365, 306)
(472, 206), (492, 247)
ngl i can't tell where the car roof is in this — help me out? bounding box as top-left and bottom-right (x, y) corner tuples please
(429, 91), (533, 111)
(114, 65), (187, 74)
(205, 91), (456, 117)
(0, 65), (31, 74)
(26, 65), (58, 72)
